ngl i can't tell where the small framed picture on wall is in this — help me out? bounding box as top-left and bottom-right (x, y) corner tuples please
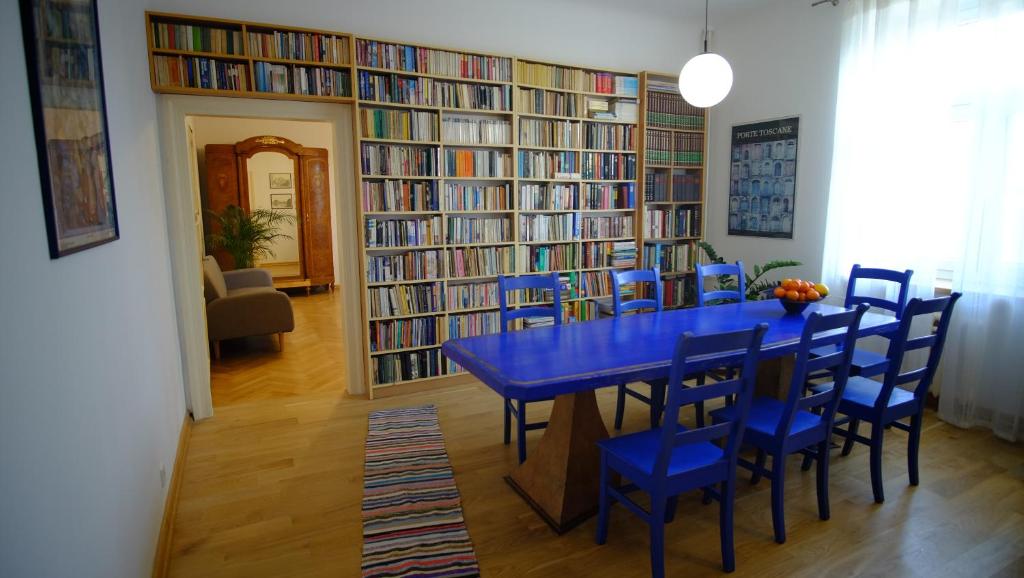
(269, 172), (293, 189)
(270, 193), (293, 210)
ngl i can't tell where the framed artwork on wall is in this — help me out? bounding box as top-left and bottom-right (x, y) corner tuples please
(270, 193), (293, 210)
(269, 172), (293, 189)
(728, 116), (799, 239)
(20, 0), (119, 259)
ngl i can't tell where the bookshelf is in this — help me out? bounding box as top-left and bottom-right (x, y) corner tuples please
(637, 71), (708, 309)
(146, 12), (354, 102)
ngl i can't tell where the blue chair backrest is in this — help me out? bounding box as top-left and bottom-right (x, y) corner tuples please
(654, 323), (769, 478)
(695, 261), (746, 307)
(775, 304), (870, 440)
(845, 264), (914, 318)
(875, 293), (961, 408)
(498, 273), (562, 333)
(611, 268), (663, 316)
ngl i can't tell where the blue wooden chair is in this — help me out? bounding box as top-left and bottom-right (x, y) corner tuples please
(595, 323), (768, 576)
(610, 268), (707, 430)
(498, 272), (562, 464)
(695, 260), (746, 307)
(805, 293), (961, 503)
(709, 304), (869, 544)
(809, 264), (913, 378)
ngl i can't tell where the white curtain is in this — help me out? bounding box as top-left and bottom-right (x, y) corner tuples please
(822, 0), (1024, 441)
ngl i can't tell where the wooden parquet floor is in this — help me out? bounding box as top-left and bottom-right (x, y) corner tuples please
(172, 293), (1024, 577)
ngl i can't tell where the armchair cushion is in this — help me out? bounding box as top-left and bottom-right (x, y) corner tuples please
(223, 267), (274, 290)
(206, 287), (294, 342)
(202, 256), (227, 303)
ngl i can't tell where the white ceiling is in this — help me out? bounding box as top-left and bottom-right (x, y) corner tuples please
(558, 0), (791, 21)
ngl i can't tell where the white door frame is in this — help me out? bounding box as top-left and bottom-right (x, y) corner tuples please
(156, 95), (366, 419)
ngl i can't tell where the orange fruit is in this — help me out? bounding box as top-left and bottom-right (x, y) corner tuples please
(773, 286), (787, 298)
(785, 290), (800, 302)
(781, 278), (793, 288)
(797, 280), (810, 292)
(805, 288), (821, 301)
(814, 283), (829, 297)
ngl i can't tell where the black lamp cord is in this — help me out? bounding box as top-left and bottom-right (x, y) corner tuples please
(704, 0), (710, 53)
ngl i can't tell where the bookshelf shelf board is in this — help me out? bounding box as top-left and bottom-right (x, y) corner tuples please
(442, 176), (514, 181)
(446, 305), (501, 314)
(439, 107), (514, 117)
(518, 239), (578, 245)
(582, 179), (635, 183)
(444, 209), (515, 214)
(581, 148), (638, 154)
(363, 211), (442, 216)
(369, 311), (444, 322)
(366, 278), (446, 287)
(365, 245), (446, 252)
(356, 65), (512, 86)
(446, 242), (516, 248)
(580, 117), (637, 125)
(518, 209), (579, 214)
(254, 56), (351, 68)
(247, 91), (355, 103)
(516, 112), (587, 122)
(360, 137), (441, 146)
(516, 178), (581, 183)
(369, 344), (442, 356)
(442, 142), (515, 149)
(360, 174), (441, 180)
(518, 145), (582, 152)
(581, 208), (635, 213)
(515, 82), (638, 99)
(518, 269), (579, 276)
(448, 274), (503, 282)
(151, 47), (248, 61)
(580, 236), (635, 243)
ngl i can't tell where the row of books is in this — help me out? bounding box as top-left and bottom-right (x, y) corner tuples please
(372, 350), (442, 385)
(447, 216), (512, 245)
(519, 118), (581, 149)
(673, 133), (704, 165)
(449, 246), (515, 278)
(252, 63), (350, 97)
(519, 214), (576, 242)
(365, 216), (442, 248)
(519, 243), (578, 273)
(644, 208), (701, 238)
(443, 150), (512, 178)
(363, 180), (438, 212)
(585, 123), (635, 151)
(368, 282), (443, 318)
(360, 108), (438, 141)
(447, 281), (499, 311)
(663, 277), (694, 308)
(587, 99), (638, 123)
(366, 250), (444, 283)
(356, 39), (513, 82)
(646, 83), (705, 130)
(643, 243), (696, 273)
(519, 184), (577, 211)
(445, 184), (512, 211)
(581, 241), (636, 268)
(358, 72), (513, 111)
(580, 215), (634, 240)
(582, 153), (637, 180)
(153, 55), (247, 91)
(643, 172), (702, 202)
(584, 183), (635, 210)
(369, 317), (438, 352)
(442, 117), (511, 145)
(248, 30), (349, 64)
(447, 311), (501, 339)
(516, 61), (637, 96)
(517, 88), (581, 118)
(361, 144), (438, 176)
(518, 151), (578, 179)
(645, 129), (675, 165)
(580, 271), (613, 298)
(151, 21), (244, 55)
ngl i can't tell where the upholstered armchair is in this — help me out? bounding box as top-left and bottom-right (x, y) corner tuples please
(202, 256), (294, 359)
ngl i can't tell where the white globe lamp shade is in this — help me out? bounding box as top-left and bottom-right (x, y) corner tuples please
(678, 52), (733, 108)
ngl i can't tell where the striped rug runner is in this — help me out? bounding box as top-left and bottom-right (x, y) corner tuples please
(361, 405), (481, 578)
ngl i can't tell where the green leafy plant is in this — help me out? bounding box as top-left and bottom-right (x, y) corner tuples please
(697, 240), (802, 301)
(205, 205), (295, 269)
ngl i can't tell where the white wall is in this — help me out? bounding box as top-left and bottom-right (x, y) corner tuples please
(709, 1), (843, 283)
(0, 1), (187, 577)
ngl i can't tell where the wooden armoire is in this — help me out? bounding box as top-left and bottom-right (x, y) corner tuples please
(204, 135), (334, 292)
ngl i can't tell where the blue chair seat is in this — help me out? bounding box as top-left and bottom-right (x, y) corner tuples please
(810, 345), (889, 376)
(811, 376), (915, 409)
(710, 397), (823, 439)
(599, 428), (725, 480)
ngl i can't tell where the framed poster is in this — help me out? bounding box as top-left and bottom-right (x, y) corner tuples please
(728, 117), (799, 239)
(20, 0), (118, 258)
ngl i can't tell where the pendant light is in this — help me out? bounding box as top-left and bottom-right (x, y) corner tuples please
(678, 0), (733, 108)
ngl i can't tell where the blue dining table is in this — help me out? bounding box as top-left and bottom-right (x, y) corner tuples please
(441, 300), (898, 533)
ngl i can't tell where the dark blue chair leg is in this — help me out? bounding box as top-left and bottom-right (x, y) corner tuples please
(614, 384), (626, 431)
(771, 452), (787, 544)
(503, 400), (511, 445)
(870, 423), (885, 503)
(800, 448), (815, 472)
(720, 479), (736, 572)
(664, 495), (679, 523)
(816, 440), (830, 520)
(908, 412), (923, 486)
(649, 495), (667, 578)
(842, 418), (860, 456)
(750, 448), (767, 485)
(650, 382), (666, 428)
(595, 453), (610, 545)
(516, 400), (528, 464)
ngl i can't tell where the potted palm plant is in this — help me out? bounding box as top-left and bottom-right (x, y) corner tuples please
(205, 204), (295, 269)
(698, 241), (802, 301)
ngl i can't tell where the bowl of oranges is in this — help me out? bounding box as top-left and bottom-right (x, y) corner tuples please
(773, 278), (829, 314)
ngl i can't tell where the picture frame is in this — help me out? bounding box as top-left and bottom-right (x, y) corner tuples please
(20, 0), (119, 259)
(270, 193), (293, 210)
(728, 116), (799, 239)
(269, 172), (293, 189)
